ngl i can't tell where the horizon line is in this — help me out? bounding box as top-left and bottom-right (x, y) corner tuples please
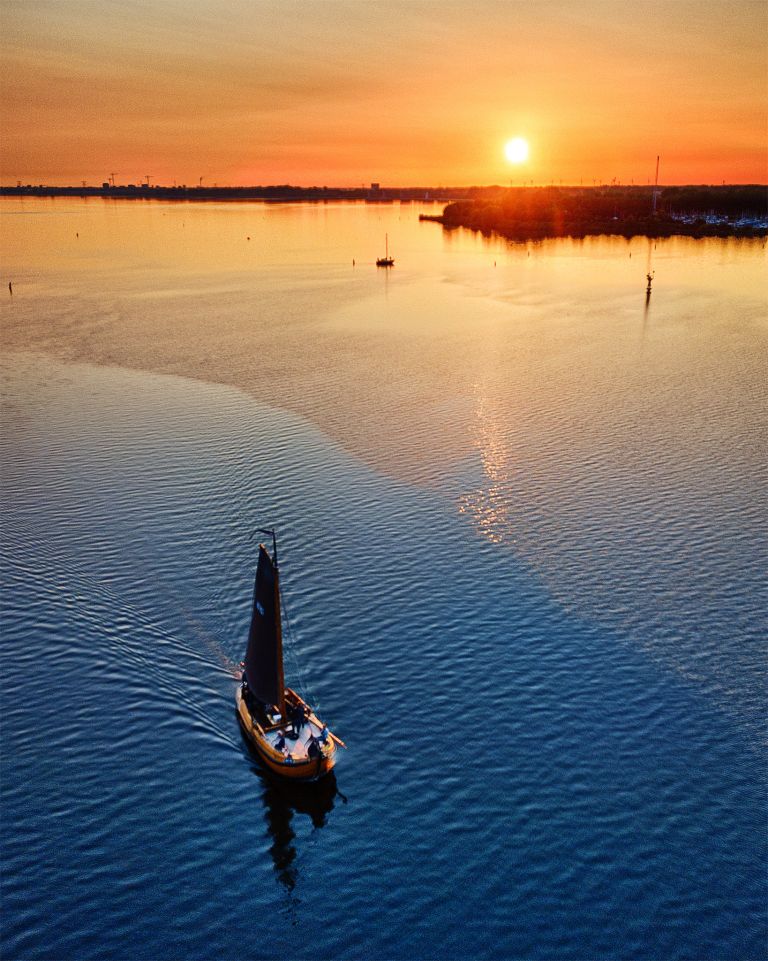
(3, 181), (766, 192)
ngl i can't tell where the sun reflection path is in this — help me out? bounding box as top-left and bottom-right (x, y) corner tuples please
(458, 388), (516, 545)
(454, 355), (768, 748)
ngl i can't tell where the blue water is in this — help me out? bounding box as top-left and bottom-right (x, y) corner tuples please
(1, 201), (767, 960)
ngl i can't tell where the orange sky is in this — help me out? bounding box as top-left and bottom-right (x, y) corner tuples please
(2, 0), (766, 186)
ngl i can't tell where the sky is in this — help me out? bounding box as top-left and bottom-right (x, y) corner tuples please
(2, 0), (766, 187)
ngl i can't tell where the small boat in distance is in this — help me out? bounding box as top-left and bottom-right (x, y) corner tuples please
(237, 530), (344, 781)
(376, 233), (394, 267)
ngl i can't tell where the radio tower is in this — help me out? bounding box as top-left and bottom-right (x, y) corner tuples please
(652, 155), (660, 215)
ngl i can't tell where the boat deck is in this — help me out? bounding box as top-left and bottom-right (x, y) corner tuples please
(264, 719), (326, 760)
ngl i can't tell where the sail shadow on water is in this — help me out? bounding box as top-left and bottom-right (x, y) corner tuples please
(239, 730), (339, 893)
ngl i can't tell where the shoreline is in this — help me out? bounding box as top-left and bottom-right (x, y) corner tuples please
(423, 199), (767, 240)
(0, 185), (463, 203)
(422, 213), (767, 240)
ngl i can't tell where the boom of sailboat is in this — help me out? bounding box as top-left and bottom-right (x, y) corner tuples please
(236, 530), (344, 781)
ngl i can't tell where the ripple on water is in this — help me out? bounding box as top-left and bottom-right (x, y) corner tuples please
(1, 352), (766, 961)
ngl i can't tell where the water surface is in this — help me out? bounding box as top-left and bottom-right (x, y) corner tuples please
(1, 199), (766, 960)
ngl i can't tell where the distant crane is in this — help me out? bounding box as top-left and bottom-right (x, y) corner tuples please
(199, 176), (204, 187)
(652, 155), (660, 215)
(144, 175), (152, 187)
(109, 173), (116, 187)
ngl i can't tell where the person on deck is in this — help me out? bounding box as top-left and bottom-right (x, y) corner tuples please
(289, 701), (307, 734)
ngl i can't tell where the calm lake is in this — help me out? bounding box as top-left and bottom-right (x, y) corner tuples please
(1, 197), (766, 960)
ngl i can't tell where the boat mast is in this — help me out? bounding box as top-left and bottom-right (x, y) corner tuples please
(258, 528), (286, 721)
(273, 548), (286, 723)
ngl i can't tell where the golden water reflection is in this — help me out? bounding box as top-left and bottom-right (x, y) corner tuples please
(3, 198), (766, 735)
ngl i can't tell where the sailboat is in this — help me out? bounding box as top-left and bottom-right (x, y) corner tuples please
(236, 530), (344, 781)
(376, 233), (395, 267)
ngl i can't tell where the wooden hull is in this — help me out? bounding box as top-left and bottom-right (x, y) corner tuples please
(236, 687), (338, 782)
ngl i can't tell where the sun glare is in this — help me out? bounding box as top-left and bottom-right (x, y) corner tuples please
(504, 137), (529, 164)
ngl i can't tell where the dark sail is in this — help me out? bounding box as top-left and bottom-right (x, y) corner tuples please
(244, 544), (282, 708)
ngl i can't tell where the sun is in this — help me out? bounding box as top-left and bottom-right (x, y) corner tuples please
(504, 137), (529, 164)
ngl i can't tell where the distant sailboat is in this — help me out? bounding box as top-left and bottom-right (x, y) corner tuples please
(236, 531), (344, 781)
(376, 234), (394, 267)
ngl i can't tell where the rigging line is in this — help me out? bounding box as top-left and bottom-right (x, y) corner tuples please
(281, 594), (310, 702)
(279, 590), (317, 710)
